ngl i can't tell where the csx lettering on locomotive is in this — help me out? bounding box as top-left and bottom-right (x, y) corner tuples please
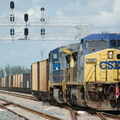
(100, 61), (120, 69)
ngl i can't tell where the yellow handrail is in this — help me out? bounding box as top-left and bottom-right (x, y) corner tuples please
(62, 68), (72, 92)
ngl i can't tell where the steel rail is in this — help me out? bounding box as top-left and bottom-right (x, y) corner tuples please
(100, 112), (120, 120)
(0, 103), (29, 120)
(96, 112), (107, 120)
(50, 102), (78, 120)
(63, 106), (78, 120)
(95, 112), (120, 120)
(0, 91), (35, 100)
(0, 98), (62, 120)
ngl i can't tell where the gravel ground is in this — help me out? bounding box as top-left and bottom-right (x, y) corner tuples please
(0, 91), (113, 120)
(0, 108), (25, 120)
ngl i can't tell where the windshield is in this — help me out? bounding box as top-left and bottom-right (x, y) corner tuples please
(110, 40), (120, 48)
(86, 40), (107, 49)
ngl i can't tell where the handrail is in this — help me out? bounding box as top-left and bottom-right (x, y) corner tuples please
(94, 64), (97, 81)
(62, 68), (73, 92)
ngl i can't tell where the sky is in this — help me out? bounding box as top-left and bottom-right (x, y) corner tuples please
(0, 0), (120, 69)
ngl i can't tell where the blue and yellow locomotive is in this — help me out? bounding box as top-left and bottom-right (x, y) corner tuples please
(84, 33), (120, 110)
(31, 32), (120, 111)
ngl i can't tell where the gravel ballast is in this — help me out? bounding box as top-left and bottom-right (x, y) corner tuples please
(0, 108), (25, 120)
(0, 91), (103, 120)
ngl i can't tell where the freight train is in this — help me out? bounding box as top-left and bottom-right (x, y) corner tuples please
(31, 32), (120, 111)
(1, 32), (120, 111)
(0, 73), (31, 93)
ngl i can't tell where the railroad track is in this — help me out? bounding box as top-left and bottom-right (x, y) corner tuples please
(2, 90), (120, 120)
(98, 112), (120, 120)
(50, 102), (78, 120)
(95, 112), (120, 120)
(96, 112), (108, 120)
(62, 106), (78, 120)
(70, 104), (120, 120)
(0, 90), (78, 120)
(0, 90), (35, 100)
(0, 98), (63, 120)
(0, 90), (79, 120)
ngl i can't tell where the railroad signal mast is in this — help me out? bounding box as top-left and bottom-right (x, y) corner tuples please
(10, 1), (15, 39)
(24, 14), (29, 39)
(40, 7), (45, 38)
(40, 7), (45, 60)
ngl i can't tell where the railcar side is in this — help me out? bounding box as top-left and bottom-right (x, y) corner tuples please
(0, 73), (31, 93)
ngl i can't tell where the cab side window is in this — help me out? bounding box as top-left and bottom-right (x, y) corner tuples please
(53, 53), (58, 60)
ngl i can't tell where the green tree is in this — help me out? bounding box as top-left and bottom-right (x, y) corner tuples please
(5, 64), (11, 76)
(0, 68), (5, 77)
(1, 65), (31, 76)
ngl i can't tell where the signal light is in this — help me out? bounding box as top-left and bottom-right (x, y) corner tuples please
(24, 14), (28, 22)
(24, 28), (29, 36)
(10, 1), (14, 9)
(40, 7), (45, 11)
(40, 18), (45, 22)
(10, 14), (15, 22)
(10, 29), (15, 36)
(41, 28), (45, 36)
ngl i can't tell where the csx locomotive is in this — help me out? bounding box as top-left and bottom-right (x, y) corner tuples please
(0, 32), (120, 111)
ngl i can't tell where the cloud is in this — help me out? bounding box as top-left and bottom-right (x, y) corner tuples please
(52, 0), (120, 32)
(32, 0), (41, 2)
(89, 0), (120, 28)
(56, 10), (64, 17)
(27, 8), (34, 16)
(1, 0), (120, 68)
(26, 7), (42, 19)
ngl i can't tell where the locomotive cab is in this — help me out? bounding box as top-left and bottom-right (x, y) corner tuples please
(83, 33), (120, 110)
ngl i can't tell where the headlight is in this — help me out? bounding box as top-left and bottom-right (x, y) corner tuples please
(98, 87), (103, 92)
(108, 51), (113, 59)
